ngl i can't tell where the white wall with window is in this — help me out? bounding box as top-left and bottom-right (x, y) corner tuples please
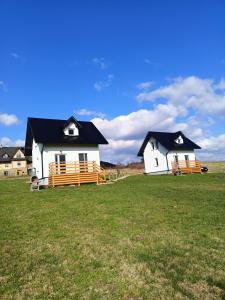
(42, 145), (100, 179)
(143, 137), (168, 174)
(143, 137), (196, 174)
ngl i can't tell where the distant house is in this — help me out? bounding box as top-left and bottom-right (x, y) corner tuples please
(25, 116), (108, 185)
(0, 147), (27, 176)
(100, 161), (116, 169)
(137, 131), (201, 174)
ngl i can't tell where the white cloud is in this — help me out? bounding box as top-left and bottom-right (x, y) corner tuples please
(144, 58), (153, 65)
(94, 74), (114, 92)
(0, 81), (8, 92)
(196, 134), (225, 161)
(0, 137), (24, 147)
(10, 52), (21, 59)
(137, 76), (225, 115)
(75, 108), (106, 119)
(0, 113), (19, 126)
(137, 81), (154, 90)
(9, 52), (26, 63)
(92, 104), (189, 163)
(92, 57), (109, 70)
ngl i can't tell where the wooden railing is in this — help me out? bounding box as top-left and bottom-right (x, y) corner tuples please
(171, 160), (201, 174)
(48, 161), (106, 187)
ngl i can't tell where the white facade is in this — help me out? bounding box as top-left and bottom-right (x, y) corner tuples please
(143, 137), (196, 174)
(32, 140), (100, 180)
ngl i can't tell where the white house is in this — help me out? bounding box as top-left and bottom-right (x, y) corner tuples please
(137, 131), (201, 174)
(25, 116), (108, 184)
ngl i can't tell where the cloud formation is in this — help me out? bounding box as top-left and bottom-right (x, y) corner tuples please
(137, 81), (154, 90)
(0, 81), (8, 92)
(75, 108), (106, 119)
(92, 57), (109, 70)
(94, 74), (114, 92)
(137, 76), (225, 115)
(9, 52), (26, 63)
(93, 76), (225, 163)
(0, 113), (19, 126)
(0, 137), (24, 147)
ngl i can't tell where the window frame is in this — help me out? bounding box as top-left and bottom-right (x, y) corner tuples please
(155, 157), (159, 167)
(68, 129), (74, 135)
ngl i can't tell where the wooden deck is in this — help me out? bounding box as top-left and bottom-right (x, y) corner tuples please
(48, 161), (106, 187)
(171, 160), (201, 175)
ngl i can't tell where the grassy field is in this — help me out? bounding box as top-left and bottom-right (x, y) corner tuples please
(204, 161), (225, 173)
(0, 174), (225, 299)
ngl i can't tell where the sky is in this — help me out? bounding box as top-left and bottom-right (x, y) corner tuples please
(0, 0), (225, 163)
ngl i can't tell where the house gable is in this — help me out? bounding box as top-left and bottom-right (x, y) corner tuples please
(13, 149), (25, 159)
(138, 131), (201, 156)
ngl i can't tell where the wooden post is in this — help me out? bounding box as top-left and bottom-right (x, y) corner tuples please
(52, 175), (55, 187)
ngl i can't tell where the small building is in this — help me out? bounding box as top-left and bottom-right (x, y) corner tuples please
(137, 131), (201, 175)
(25, 116), (108, 186)
(0, 147), (27, 177)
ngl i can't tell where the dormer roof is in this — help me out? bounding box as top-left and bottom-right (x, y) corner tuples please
(137, 131), (201, 156)
(63, 116), (82, 129)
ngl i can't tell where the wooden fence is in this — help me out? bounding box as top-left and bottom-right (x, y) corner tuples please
(48, 161), (106, 187)
(171, 160), (201, 174)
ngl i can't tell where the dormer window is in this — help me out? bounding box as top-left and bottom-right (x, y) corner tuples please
(175, 135), (184, 144)
(68, 129), (74, 135)
(3, 153), (8, 159)
(63, 116), (81, 137)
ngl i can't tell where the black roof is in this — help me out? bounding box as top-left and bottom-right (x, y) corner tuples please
(100, 161), (116, 168)
(25, 116), (108, 153)
(137, 131), (201, 156)
(0, 147), (25, 162)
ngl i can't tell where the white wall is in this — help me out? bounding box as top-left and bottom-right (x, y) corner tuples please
(32, 139), (43, 178)
(42, 144), (100, 178)
(143, 137), (196, 174)
(143, 137), (168, 173)
(64, 123), (79, 136)
(167, 150), (196, 170)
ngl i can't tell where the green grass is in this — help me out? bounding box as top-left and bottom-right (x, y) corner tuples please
(0, 174), (225, 299)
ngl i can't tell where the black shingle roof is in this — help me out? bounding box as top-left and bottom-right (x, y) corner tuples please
(137, 131), (201, 156)
(25, 117), (108, 153)
(0, 147), (25, 162)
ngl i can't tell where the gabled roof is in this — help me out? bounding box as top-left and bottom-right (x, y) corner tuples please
(63, 116), (82, 129)
(0, 147), (25, 162)
(137, 131), (201, 156)
(25, 117), (108, 152)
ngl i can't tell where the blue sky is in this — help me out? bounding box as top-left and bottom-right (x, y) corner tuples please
(1, 0), (225, 162)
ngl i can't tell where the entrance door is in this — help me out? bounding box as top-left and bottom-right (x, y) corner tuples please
(55, 154), (66, 174)
(79, 153), (88, 172)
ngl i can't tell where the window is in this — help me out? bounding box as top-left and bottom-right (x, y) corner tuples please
(4, 171), (9, 176)
(55, 154), (66, 174)
(5, 164), (9, 168)
(17, 162), (21, 166)
(151, 142), (155, 150)
(16, 153), (22, 158)
(79, 153), (88, 172)
(155, 158), (159, 167)
(68, 129), (74, 135)
(79, 153), (88, 162)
